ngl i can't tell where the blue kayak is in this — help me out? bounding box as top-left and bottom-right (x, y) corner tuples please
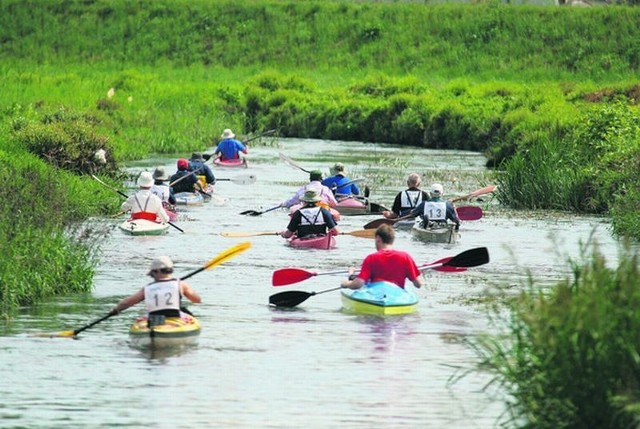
(341, 281), (418, 316)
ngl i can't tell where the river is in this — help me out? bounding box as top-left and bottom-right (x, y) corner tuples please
(0, 139), (619, 428)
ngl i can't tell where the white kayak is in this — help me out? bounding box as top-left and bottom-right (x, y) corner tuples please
(119, 219), (169, 236)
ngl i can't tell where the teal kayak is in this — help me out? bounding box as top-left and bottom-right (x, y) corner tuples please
(341, 281), (418, 315)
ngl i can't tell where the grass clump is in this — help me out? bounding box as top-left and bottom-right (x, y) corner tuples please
(470, 244), (640, 428)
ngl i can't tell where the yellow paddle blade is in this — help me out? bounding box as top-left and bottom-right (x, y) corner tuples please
(344, 229), (377, 239)
(204, 241), (251, 269)
(31, 330), (75, 338)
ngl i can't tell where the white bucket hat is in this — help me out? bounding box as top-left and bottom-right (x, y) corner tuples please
(137, 171), (154, 188)
(221, 129), (235, 139)
(148, 256), (174, 274)
(431, 183), (444, 195)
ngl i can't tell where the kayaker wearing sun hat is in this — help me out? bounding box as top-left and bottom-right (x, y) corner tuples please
(111, 256), (201, 320)
(280, 189), (339, 239)
(321, 162), (361, 197)
(214, 129), (248, 162)
(281, 170), (338, 209)
(121, 171), (170, 223)
(151, 167), (177, 206)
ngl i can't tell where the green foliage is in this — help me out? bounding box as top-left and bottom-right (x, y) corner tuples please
(13, 107), (119, 175)
(470, 245), (640, 428)
(0, 150), (117, 317)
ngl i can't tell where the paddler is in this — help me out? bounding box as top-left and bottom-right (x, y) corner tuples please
(321, 162), (361, 197)
(121, 171), (170, 224)
(382, 173), (430, 219)
(111, 256), (201, 323)
(281, 170), (338, 211)
(280, 189), (339, 240)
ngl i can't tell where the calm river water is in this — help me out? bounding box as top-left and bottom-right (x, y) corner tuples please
(0, 139), (620, 428)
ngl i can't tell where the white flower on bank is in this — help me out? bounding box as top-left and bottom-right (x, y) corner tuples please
(128, 96), (133, 103)
(94, 148), (107, 164)
(107, 88), (115, 98)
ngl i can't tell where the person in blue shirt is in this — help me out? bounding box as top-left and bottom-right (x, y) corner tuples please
(188, 152), (216, 187)
(214, 129), (248, 161)
(321, 163), (361, 197)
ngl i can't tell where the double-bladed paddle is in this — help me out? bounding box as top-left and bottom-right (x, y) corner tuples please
(34, 242), (252, 338)
(220, 229), (376, 239)
(91, 174), (184, 233)
(278, 152), (312, 174)
(269, 247), (489, 308)
(240, 204), (282, 216)
(363, 205), (483, 229)
(451, 185), (497, 203)
(271, 246), (489, 287)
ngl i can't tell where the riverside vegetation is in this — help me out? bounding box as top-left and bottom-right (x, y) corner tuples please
(1, 1), (640, 426)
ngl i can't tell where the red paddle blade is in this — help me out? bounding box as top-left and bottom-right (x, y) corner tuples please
(272, 268), (317, 286)
(456, 206), (483, 221)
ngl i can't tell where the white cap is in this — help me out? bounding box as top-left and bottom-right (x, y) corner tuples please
(148, 256), (173, 274)
(137, 171), (153, 188)
(431, 183), (443, 195)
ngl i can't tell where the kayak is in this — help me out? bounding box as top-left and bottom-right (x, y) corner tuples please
(335, 197), (389, 216)
(394, 218), (416, 230)
(288, 234), (336, 249)
(164, 207), (178, 222)
(213, 158), (248, 168)
(174, 192), (204, 206)
(412, 223), (460, 244)
(119, 219), (169, 236)
(129, 314), (201, 349)
(341, 281), (418, 316)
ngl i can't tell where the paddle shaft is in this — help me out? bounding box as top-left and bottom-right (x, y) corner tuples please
(92, 175), (184, 233)
(451, 185), (496, 203)
(244, 129), (276, 144)
(279, 152), (311, 174)
(73, 310), (118, 336)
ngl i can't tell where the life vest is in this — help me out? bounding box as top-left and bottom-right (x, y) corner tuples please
(131, 192), (159, 222)
(144, 278), (181, 314)
(400, 190), (424, 212)
(297, 206), (329, 237)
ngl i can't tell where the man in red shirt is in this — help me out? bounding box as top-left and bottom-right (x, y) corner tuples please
(340, 224), (423, 290)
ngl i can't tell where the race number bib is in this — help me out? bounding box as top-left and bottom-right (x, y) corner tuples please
(144, 280), (180, 313)
(423, 201), (446, 221)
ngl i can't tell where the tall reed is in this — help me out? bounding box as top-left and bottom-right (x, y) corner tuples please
(469, 244), (640, 428)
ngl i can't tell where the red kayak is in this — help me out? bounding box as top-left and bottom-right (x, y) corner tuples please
(288, 234), (336, 250)
(213, 158), (248, 168)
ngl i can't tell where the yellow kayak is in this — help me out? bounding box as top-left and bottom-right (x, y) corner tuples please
(129, 315), (201, 348)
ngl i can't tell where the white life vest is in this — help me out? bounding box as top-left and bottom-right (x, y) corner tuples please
(151, 184), (171, 203)
(400, 190), (424, 211)
(144, 279), (181, 313)
(299, 207), (325, 226)
(422, 201), (447, 221)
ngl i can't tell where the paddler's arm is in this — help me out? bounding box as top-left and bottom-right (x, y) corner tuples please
(340, 268), (364, 290)
(111, 289), (145, 314)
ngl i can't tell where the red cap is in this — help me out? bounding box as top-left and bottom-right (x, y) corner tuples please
(177, 158), (189, 170)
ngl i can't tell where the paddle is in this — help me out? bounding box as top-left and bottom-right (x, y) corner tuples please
(269, 247), (490, 308)
(271, 246), (489, 286)
(91, 174), (184, 233)
(36, 241), (252, 338)
(451, 185), (497, 203)
(269, 287), (342, 308)
(278, 152), (311, 174)
(215, 174), (257, 185)
(220, 229), (376, 239)
(456, 206), (483, 221)
(244, 128), (277, 144)
(239, 204), (282, 216)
